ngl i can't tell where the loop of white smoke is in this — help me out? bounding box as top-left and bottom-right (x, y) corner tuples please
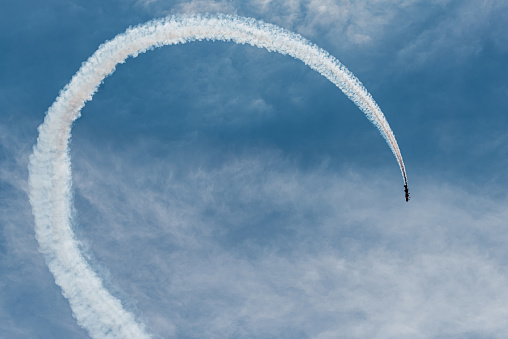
(28, 14), (407, 339)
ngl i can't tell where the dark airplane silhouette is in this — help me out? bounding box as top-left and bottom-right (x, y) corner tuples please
(404, 184), (410, 202)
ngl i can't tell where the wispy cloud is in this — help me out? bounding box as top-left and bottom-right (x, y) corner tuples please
(3, 114), (508, 337)
(70, 140), (508, 338)
(2, 2), (507, 338)
(395, 0), (508, 67)
(136, 0), (508, 69)
(172, 0), (237, 15)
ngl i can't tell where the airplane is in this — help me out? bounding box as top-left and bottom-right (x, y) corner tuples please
(404, 184), (410, 202)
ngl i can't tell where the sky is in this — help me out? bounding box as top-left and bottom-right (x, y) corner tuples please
(1, 0), (508, 338)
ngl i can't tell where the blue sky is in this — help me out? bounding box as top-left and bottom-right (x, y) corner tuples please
(1, 0), (508, 338)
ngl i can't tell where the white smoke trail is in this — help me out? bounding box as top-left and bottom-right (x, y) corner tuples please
(28, 14), (407, 339)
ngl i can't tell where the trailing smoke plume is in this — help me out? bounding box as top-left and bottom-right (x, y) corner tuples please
(28, 14), (408, 339)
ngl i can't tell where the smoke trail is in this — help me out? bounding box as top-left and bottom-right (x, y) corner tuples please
(28, 14), (408, 338)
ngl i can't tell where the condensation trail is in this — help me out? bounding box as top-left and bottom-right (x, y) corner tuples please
(28, 14), (408, 339)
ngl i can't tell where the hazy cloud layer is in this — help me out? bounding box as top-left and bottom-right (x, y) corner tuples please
(2, 0), (508, 337)
(67, 141), (508, 338)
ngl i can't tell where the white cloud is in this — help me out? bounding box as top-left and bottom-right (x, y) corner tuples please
(171, 0), (237, 14)
(68, 142), (508, 338)
(136, 0), (508, 69)
(3, 120), (508, 337)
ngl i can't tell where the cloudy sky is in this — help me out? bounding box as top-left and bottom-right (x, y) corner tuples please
(2, 0), (508, 338)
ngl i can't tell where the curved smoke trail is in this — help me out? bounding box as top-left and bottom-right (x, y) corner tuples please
(28, 14), (407, 339)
